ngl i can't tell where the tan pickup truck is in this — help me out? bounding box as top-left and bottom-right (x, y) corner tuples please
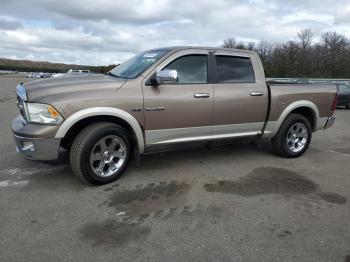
(12, 47), (337, 185)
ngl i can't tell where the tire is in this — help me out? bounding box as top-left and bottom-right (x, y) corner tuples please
(70, 122), (131, 185)
(272, 114), (312, 158)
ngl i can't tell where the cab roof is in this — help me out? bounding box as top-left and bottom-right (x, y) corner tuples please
(148, 46), (257, 55)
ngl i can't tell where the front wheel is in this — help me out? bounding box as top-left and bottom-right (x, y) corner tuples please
(70, 122), (131, 185)
(272, 114), (312, 158)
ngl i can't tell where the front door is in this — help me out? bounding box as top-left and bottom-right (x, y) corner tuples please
(142, 49), (213, 145)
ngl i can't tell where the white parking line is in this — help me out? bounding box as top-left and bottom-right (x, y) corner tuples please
(0, 180), (29, 187)
(330, 150), (350, 157)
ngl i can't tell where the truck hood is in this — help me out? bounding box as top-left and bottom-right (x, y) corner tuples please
(24, 74), (126, 102)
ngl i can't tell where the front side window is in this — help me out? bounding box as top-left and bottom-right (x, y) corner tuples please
(163, 55), (208, 84)
(109, 49), (169, 79)
(216, 55), (255, 83)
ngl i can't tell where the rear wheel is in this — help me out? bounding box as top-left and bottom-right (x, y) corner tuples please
(70, 122), (131, 185)
(272, 114), (312, 158)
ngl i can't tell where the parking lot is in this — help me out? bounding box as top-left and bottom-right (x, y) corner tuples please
(0, 75), (350, 262)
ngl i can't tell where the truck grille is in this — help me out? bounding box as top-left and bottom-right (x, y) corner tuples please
(17, 95), (27, 122)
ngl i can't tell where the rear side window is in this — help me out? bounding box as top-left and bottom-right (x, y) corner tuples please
(163, 55), (208, 84)
(215, 55), (255, 83)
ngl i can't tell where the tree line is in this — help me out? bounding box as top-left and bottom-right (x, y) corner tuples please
(0, 58), (118, 74)
(222, 29), (350, 79)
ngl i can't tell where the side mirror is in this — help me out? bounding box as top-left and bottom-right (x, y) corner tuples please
(152, 70), (178, 86)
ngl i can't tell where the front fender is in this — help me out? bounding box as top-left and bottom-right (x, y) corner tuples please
(55, 107), (145, 153)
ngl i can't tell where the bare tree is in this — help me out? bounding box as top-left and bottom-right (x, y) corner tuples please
(222, 38), (245, 49)
(320, 32), (348, 77)
(297, 28), (313, 50)
(221, 29), (350, 78)
(295, 29), (314, 77)
(222, 38), (238, 48)
(246, 42), (256, 50)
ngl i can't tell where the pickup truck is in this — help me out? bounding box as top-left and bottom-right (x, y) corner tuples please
(12, 47), (337, 185)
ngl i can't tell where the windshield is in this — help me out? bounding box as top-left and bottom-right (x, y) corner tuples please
(109, 49), (169, 79)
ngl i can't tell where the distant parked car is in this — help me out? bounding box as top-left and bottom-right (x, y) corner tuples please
(26, 72), (51, 79)
(51, 73), (65, 78)
(336, 83), (350, 109)
(67, 69), (90, 75)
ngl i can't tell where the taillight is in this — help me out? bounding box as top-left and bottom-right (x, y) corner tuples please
(331, 93), (338, 112)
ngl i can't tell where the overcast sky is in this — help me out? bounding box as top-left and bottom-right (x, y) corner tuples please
(0, 0), (349, 65)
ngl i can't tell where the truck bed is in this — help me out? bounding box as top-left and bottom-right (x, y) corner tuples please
(262, 82), (337, 137)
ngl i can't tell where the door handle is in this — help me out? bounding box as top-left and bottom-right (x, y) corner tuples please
(194, 93), (210, 98)
(250, 91), (264, 96)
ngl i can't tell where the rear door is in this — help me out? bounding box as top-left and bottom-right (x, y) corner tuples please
(212, 50), (268, 137)
(142, 49), (213, 145)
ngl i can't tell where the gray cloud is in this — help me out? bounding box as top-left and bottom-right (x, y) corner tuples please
(334, 8), (350, 24)
(0, 17), (22, 30)
(0, 0), (349, 65)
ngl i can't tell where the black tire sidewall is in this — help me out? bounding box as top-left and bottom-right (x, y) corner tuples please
(280, 115), (312, 157)
(79, 125), (130, 185)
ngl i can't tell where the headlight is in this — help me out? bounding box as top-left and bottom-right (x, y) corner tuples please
(26, 103), (63, 124)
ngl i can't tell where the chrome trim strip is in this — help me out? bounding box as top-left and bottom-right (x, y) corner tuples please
(146, 130), (258, 145)
(146, 123), (263, 145)
(146, 126), (210, 145)
(55, 107), (145, 153)
(14, 134), (48, 140)
(250, 91), (264, 96)
(16, 83), (27, 101)
(194, 93), (210, 98)
(23, 102), (30, 122)
(212, 122), (263, 136)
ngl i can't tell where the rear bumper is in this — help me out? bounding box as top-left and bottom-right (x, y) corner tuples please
(324, 114), (336, 129)
(12, 115), (61, 161)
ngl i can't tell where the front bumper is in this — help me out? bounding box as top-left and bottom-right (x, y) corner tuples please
(324, 114), (336, 129)
(12, 115), (61, 161)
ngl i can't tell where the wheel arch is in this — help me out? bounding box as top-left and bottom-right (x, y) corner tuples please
(271, 100), (320, 137)
(55, 107), (145, 153)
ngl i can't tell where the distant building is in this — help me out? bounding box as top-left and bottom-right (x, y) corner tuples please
(67, 69), (91, 75)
